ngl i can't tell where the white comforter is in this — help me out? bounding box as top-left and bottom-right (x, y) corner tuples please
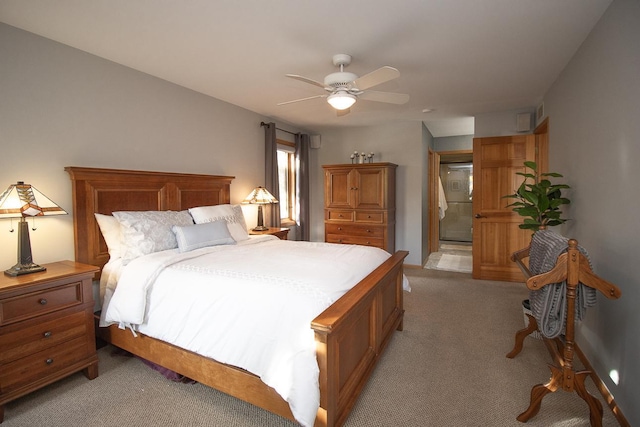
(101, 236), (403, 426)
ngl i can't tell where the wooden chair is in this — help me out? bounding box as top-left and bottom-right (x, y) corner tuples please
(507, 239), (621, 426)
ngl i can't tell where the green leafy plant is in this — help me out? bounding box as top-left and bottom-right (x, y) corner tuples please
(504, 161), (571, 231)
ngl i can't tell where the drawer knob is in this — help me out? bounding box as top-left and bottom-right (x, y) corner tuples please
(46, 358), (54, 365)
(39, 298), (48, 305)
(338, 227), (342, 230)
(339, 214), (343, 218)
(367, 215), (371, 218)
(43, 331), (52, 338)
(367, 229), (371, 233)
(338, 239), (342, 243)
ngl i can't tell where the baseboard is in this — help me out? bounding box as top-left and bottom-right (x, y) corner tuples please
(575, 343), (630, 427)
(403, 263), (423, 269)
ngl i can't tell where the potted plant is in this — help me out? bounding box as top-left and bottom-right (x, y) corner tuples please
(504, 161), (571, 231)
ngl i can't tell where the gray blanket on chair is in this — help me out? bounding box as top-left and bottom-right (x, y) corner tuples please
(528, 229), (597, 339)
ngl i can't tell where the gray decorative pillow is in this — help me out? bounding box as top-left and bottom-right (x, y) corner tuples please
(112, 210), (194, 264)
(172, 220), (235, 252)
(188, 204), (249, 242)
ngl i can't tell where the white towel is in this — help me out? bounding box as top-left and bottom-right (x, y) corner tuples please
(438, 176), (448, 220)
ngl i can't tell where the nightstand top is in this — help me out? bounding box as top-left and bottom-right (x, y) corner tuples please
(0, 261), (99, 292)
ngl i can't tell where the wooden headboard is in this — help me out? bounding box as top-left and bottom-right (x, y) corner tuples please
(65, 167), (234, 277)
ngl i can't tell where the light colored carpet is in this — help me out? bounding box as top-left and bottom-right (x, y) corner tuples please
(3, 269), (619, 426)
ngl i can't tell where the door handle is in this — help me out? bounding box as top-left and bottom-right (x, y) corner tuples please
(474, 214), (486, 219)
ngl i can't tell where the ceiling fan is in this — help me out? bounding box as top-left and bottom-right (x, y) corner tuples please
(278, 54), (409, 115)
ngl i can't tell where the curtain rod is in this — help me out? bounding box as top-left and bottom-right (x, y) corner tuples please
(260, 121), (297, 136)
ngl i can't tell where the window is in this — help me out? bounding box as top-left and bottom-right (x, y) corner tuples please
(277, 140), (296, 223)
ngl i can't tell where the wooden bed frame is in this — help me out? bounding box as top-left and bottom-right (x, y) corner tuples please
(66, 166), (408, 427)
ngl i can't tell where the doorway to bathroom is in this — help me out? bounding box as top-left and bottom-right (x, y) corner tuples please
(426, 151), (473, 273)
(439, 154), (473, 243)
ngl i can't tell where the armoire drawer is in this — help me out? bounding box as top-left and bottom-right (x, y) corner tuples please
(326, 209), (354, 222)
(326, 234), (385, 249)
(325, 223), (384, 237)
(354, 211), (385, 223)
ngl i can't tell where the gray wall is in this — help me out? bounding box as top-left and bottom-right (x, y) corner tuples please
(474, 108), (536, 137)
(0, 23), (302, 269)
(434, 134), (473, 152)
(543, 0), (639, 423)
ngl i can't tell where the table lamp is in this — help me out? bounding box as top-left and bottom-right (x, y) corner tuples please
(0, 181), (67, 276)
(242, 186), (278, 231)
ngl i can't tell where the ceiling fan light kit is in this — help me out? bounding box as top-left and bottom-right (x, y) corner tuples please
(280, 54), (409, 114)
(327, 91), (356, 110)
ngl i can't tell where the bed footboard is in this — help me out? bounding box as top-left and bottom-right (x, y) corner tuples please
(312, 250), (408, 427)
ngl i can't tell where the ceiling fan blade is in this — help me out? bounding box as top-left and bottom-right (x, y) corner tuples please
(353, 66), (400, 90)
(285, 74), (329, 90)
(277, 94), (326, 106)
(336, 108), (351, 117)
(358, 90), (409, 105)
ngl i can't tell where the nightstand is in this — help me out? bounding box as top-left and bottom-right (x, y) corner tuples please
(0, 261), (100, 423)
(249, 227), (290, 240)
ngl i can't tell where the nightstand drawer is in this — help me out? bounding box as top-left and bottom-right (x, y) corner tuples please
(0, 311), (87, 364)
(0, 336), (89, 394)
(0, 282), (82, 326)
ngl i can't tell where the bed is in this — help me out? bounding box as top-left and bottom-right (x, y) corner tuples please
(66, 166), (408, 427)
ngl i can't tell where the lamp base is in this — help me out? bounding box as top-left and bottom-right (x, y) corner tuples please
(4, 262), (46, 277)
(251, 226), (270, 232)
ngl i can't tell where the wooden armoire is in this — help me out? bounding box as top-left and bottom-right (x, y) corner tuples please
(323, 162), (397, 253)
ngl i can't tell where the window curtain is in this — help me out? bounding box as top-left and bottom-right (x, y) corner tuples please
(264, 122), (281, 228)
(295, 133), (310, 241)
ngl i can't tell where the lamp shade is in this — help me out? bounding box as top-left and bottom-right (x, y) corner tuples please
(0, 181), (67, 218)
(242, 186), (278, 205)
(327, 92), (356, 110)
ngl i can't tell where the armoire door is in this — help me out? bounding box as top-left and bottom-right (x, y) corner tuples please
(352, 167), (387, 209)
(324, 168), (353, 209)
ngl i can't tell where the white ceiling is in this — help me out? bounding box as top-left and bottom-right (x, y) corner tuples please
(0, 0), (611, 137)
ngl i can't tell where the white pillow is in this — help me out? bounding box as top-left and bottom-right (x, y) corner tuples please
(172, 220), (235, 252)
(188, 204), (249, 242)
(112, 210), (194, 264)
(94, 213), (123, 259)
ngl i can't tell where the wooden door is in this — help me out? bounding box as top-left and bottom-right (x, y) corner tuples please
(472, 135), (535, 281)
(428, 149), (440, 254)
